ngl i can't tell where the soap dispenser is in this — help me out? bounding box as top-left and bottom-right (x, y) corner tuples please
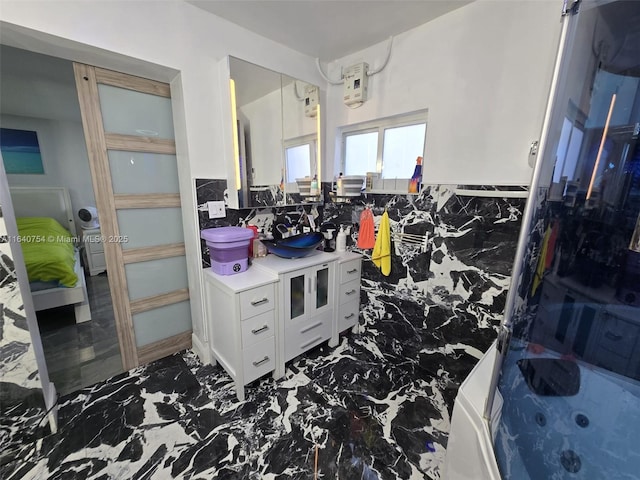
(336, 225), (347, 252)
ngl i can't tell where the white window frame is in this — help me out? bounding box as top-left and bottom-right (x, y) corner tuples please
(339, 109), (428, 178)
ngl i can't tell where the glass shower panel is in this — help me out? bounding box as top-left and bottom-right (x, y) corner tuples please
(117, 208), (184, 250)
(108, 151), (179, 194)
(493, 2), (640, 479)
(125, 256), (189, 301)
(132, 300), (191, 347)
(98, 84), (175, 139)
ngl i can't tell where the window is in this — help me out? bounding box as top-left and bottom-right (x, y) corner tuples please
(341, 110), (427, 179)
(284, 135), (316, 184)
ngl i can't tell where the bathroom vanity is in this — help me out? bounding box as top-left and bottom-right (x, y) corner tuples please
(203, 250), (361, 399)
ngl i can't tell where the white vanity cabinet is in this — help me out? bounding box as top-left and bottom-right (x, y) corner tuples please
(332, 253), (362, 343)
(253, 251), (336, 378)
(203, 267), (278, 401)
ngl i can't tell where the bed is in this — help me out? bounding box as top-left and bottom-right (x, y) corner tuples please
(10, 186), (91, 323)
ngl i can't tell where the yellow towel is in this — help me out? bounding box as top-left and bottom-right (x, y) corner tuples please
(372, 211), (391, 276)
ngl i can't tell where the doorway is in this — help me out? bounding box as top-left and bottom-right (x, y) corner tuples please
(0, 45), (122, 395)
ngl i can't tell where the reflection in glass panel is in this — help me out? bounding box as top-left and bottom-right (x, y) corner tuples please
(285, 144), (311, 183)
(133, 300), (191, 347)
(316, 267), (328, 309)
(117, 208), (184, 250)
(125, 256), (189, 301)
(493, 2), (640, 479)
(345, 131), (378, 176)
(98, 84), (175, 139)
(109, 151), (179, 194)
(290, 274), (305, 319)
(382, 123), (426, 179)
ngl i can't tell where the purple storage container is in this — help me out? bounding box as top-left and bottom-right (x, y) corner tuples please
(201, 226), (254, 275)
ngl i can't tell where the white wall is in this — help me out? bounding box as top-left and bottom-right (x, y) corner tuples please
(0, 0), (325, 352)
(240, 89), (283, 186)
(325, 0), (563, 186)
(2, 114), (96, 229)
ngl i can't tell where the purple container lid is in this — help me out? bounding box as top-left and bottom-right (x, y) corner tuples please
(201, 226), (254, 243)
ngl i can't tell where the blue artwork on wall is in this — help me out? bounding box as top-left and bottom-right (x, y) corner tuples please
(0, 128), (45, 174)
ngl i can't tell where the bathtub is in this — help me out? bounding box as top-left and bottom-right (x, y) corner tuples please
(495, 340), (640, 479)
(445, 340), (640, 479)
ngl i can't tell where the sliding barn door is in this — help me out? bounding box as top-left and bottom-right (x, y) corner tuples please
(74, 64), (191, 370)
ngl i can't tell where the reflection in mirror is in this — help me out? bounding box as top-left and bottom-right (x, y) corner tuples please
(228, 57), (320, 208)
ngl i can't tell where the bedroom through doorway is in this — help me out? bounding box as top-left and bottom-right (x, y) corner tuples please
(0, 45), (124, 395)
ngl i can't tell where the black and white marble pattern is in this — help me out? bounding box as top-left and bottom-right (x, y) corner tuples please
(0, 183), (527, 479)
(0, 207), (49, 463)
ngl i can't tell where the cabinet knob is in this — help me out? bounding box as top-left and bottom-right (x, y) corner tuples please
(347, 268), (358, 274)
(345, 289), (357, 296)
(604, 331), (623, 341)
(251, 325), (269, 335)
(252, 356), (270, 367)
(250, 297), (269, 306)
(344, 313), (355, 319)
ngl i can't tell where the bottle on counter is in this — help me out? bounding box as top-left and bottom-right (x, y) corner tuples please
(336, 225), (347, 252)
(310, 174), (319, 196)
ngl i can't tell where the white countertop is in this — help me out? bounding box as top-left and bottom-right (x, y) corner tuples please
(203, 264), (277, 293)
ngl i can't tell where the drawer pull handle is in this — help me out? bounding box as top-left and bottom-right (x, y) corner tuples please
(300, 321), (322, 334)
(347, 268), (358, 274)
(605, 331), (623, 341)
(252, 356), (270, 367)
(250, 298), (269, 306)
(344, 313), (355, 319)
(251, 325), (269, 335)
(345, 289), (357, 295)
(301, 335), (323, 349)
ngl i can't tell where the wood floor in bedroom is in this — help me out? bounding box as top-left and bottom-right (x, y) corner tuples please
(36, 272), (123, 396)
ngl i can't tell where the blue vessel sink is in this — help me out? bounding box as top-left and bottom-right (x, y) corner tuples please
(262, 232), (324, 258)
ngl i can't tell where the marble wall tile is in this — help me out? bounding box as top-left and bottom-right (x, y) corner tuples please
(0, 206), (48, 462)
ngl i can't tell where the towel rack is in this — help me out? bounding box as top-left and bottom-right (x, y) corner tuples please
(390, 232), (429, 253)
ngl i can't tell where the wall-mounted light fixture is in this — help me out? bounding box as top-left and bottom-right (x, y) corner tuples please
(229, 78), (241, 191)
(316, 103), (322, 184)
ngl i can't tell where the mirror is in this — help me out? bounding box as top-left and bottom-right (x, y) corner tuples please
(224, 56), (320, 208)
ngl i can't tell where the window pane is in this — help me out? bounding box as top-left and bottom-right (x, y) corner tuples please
(345, 132), (378, 176)
(382, 123), (426, 179)
(286, 144), (311, 182)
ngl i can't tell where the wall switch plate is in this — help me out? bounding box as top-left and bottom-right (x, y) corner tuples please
(207, 201), (226, 219)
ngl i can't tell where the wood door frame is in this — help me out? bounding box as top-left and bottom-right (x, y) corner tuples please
(74, 64), (191, 370)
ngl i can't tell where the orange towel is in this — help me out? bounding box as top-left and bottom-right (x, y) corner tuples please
(357, 208), (375, 249)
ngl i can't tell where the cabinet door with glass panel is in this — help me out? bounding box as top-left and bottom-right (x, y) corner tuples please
(282, 262), (334, 363)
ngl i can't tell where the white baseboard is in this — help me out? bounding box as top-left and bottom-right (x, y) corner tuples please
(191, 333), (210, 365)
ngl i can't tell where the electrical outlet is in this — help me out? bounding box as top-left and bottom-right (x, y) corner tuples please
(207, 201), (226, 219)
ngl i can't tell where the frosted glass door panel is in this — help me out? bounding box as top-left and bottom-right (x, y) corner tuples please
(117, 208), (184, 250)
(316, 267), (328, 309)
(125, 256), (189, 301)
(133, 300), (191, 347)
(98, 84), (175, 139)
(290, 274), (305, 319)
(109, 151), (179, 194)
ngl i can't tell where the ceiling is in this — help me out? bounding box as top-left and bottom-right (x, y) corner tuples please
(187, 0), (473, 61)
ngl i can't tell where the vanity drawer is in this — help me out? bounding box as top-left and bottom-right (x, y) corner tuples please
(598, 316), (638, 358)
(241, 310), (275, 348)
(242, 336), (275, 384)
(239, 284), (275, 320)
(338, 279), (360, 305)
(338, 300), (359, 333)
(339, 259), (361, 284)
(285, 312), (332, 361)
